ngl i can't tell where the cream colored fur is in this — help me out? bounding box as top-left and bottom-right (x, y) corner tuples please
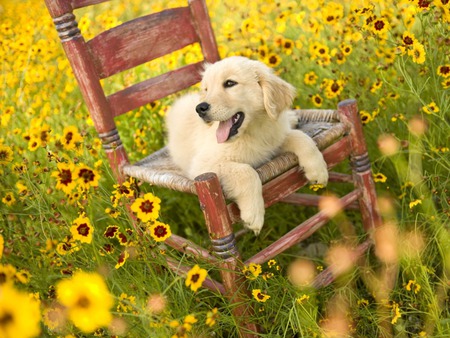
(166, 56), (328, 235)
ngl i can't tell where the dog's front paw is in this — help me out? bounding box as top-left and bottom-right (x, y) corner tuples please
(240, 200), (265, 236)
(303, 157), (329, 186)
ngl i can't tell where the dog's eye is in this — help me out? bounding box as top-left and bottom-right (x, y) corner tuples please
(223, 80), (238, 88)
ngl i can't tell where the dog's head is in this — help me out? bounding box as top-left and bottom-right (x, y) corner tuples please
(196, 56), (296, 143)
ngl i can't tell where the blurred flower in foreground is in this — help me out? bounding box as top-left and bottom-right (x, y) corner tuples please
(185, 265), (207, 292)
(0, 284), (41, 338)
(56, 271), (113, 333)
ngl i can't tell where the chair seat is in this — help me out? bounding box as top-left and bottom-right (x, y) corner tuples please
(121, 109), (348, 194)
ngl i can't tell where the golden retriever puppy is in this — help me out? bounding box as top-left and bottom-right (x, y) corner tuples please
(166, 56), (328, 235)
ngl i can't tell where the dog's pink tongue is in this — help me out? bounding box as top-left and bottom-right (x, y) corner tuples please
(216, 118), (233, 143)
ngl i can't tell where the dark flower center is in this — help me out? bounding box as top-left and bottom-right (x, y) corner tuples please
(154, 225), (167, 238)
(190, 273), (200, 283)
(140, 200), (154, 213)
(77, 223), (90, 236)
(78, 168), (95, 183)
(59, 169), (72, 185)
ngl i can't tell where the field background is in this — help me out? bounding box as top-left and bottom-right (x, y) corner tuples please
(0, 0), (449, 337)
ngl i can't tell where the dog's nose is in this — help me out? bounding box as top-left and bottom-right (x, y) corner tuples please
(196, 102), (210, 118)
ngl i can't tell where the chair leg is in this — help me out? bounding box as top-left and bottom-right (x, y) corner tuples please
(195, 173), (259, 337)
(338, 100), (382, 232)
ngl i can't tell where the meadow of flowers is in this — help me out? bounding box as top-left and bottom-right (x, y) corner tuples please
(0, 0), (449, 337)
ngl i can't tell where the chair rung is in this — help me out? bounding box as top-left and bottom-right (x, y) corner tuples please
(281, 192), (360, 210)
(312, 239), (373, 288)
(244, 188), (362, 265)
(165, 234), (218, 264)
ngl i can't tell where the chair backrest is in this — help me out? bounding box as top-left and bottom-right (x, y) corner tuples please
(44, 0), (219, 180)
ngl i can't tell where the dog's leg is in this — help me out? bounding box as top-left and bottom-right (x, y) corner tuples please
(216, 163), (265, 235)
(282, 130), (329, 185)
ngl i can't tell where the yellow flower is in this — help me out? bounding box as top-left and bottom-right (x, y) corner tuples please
(0, 284), (41, 338)
(437, 64), (450, 78)
(70, 213), (94, 244)
(304, 71), (318, 85)
(408, 42), (426, 64)
(185, 264), (207, 292)
(242, 263), (262, 280)
(52, 162), (77, 195)
(74, 163), (100, 190)
(391, 301), (401, 324)
(405, 279), (421, 294)
(265, 53), (282, 68)
(60, 126), (83, 151)
(370, 17), (390, 35)
(359, 110), (373, 125)
(0, 144), (13, 165)
(422, 101), (440, 114)
(131, 193), (161, 223)
(373, 173), (387, 183)
(1, 192), (15, 206)
(296, 294), (310, 304)
(311, 94), (323, 108)
(56, 271), (113, 333)
(15, 269), (31, 284)
(409, 199), (422, 209)
(115, 250), (129, 269)
(252, 289), (271, 303)
(148, 221), (172, 242)
(206, 308), (218, 327)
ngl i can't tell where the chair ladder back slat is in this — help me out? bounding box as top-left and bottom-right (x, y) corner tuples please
(108, 62), (204, 117)
(87, 7), (200, 79)
(189, 0), (220, 63)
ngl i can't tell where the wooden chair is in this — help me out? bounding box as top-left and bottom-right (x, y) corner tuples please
(45, 0), (382, 336)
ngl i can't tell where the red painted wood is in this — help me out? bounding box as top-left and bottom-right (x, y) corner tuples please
(338, 100), (382, 231)
(245, 189), (362, 265)
(282, 193), (360, 210)
(44, 0), (72, 17)
(87, 8), (199, 79)
(72, 0), (110, 9)
(165, 233), (218, 263)
(61, 38), (116, 134)
(108, 62), (203, 117)
(105, 146), (129, 183)
(189, 0), (220, 63)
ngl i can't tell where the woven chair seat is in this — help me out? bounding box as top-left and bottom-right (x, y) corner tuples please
(121, 109), (348, 194)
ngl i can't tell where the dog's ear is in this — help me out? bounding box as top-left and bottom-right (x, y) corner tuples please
(256, 63), (296, 120)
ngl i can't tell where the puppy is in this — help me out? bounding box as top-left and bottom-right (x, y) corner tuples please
(166, 56), (328, 235)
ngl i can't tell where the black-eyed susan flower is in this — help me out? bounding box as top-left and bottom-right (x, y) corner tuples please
(115, 250), (129, 269)
(442, 78), (450, 89)
(322, 78), (345, 99)
(359, 110), (373, 125)
(373, 172), (387, 183)
(242, 263), (262, 280)
(1, 192), (16, 206)
(370, 17), (390, 35)
(311, 94), (323, 107)
(15, 269), (31, 284)
(104, 225), (119, 239)
(60, 125), (83, 151)
(304, 71), (318, 85)
(0, 144), (13, 165)
(422, 101), (440, 114)
(0, 284), (41, 338)
(75, 163), (100, 190)
(148, 221), (171, 242)
(409, 199), (422, 209)
(296, 294), (310, 304)
(56, 271), (113, 333)
(265, 53), (282, 68)
(267, 259), (277, 268)
(408, 42), (426, 64)
(402, 31), (417, 49)
(437, 64), (450, 78)
(0, 264), (16, 286)
(52, 162), (77, 195)
(185, 264), (207, 292)
(405, 279), (421, 294)
(391, 301), (401, 324)
(252, 289), (270, 303)
(70, 213), (94, 244)
(131, 192), (161, 223)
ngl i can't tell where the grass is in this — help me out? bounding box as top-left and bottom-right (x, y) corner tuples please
(0, 0), (449, 337)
